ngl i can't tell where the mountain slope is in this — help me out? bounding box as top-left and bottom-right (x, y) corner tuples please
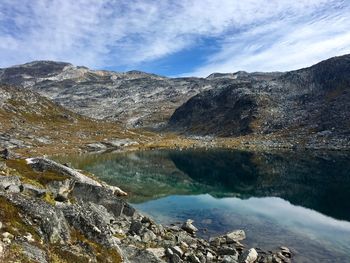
(0, 61), (217, 128)
(168, 54), (350, 143)
(0, 84), (146, 154)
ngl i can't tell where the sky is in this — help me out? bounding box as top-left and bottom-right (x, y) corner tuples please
(0, 0), (350, 77)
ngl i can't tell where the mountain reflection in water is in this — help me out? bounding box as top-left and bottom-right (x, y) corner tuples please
(57, 149), (350, 262)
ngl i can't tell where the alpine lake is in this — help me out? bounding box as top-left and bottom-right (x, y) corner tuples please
(56, 149), (350, 263)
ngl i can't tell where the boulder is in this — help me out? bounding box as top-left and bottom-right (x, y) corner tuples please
(3, 193), (70, 244)
(26, 158), (101, 187)
(239, 248), (258, 263)
(129, 221), (143, 235)
(226, 230), (246, 242)
(0, 176), (21, 189)
(181, 219), (198, 235)
(86, 143), (108, 152)
(20, 242), (48, 263)
(72, 182), (135, 217)
(22, 184), (46, 197)
(47, 179), (74, 201)
(221, 255), (239, 263)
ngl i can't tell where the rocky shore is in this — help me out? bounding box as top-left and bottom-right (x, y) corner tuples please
(0, 150), (292, 263)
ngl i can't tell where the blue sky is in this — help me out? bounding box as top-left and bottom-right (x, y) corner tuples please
(0, 0), (350, 77)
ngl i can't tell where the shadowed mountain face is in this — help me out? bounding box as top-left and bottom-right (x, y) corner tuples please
(168, 55), (350, 138)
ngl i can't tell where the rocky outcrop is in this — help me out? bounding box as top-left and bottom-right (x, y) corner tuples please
(0, 155), (293, 262)
(168, 54), (350, 145)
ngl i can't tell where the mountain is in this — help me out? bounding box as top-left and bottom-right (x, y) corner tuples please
(168, 54), (350, 145)
(0, 84), (143, 155)
(1, 55), (350, 149)
(0, 61), (219, 128)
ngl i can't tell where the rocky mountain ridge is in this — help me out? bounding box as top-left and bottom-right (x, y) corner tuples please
(0, 61), (215, 128)
(168, 54), (350, 148)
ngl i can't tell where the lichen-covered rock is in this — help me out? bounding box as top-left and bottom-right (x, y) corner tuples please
(3, 193), (70, 244)
(72, 182), (135, 217)
(26, 157), (102, 187)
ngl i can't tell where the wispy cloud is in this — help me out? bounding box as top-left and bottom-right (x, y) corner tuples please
(0, 0), (349, 75)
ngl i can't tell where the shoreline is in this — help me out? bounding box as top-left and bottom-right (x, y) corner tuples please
(0, 151), (293, 263)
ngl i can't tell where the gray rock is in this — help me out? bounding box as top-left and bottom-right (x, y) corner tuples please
(86, 143), (108, 152)
(206, 251), (215, 262)
(218, 246), (238, 256)
(181, 219), (198, 235)
(226, 230), (246, 242)
(104, 139), (138, 148)
(239, 248), (258, 263)
(20, 242), (48, 263)
(221, 255), (239, 263)
(170, 246), (184, 257)
(142, 229), (157, 242)
(0, 176), (21, 189)
(129, 221), (143, 235)
(279, 246), (291, 258)
(209, 236), (225, 247)
(26, 157), (102, 187)
(47, 179), (74, 201)
(6, 184), (21, 193)
(146, 247), (166, 259)
(121, 244), (165, 262)
(22, 184), (46, 197)
(0, 240), (4, 258)
(170, 253), (183, 263)
(4, 193), (70, 244)
(188, 253), (201, 263)
(62, 201), (118, 247)
(0, 148), (20, 159)
(71, 182), (135, 217)
(2, 232), (14, 239)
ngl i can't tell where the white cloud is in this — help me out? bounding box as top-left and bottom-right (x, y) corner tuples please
(186, 3), (350, 76)
(0, 0), (348, 75)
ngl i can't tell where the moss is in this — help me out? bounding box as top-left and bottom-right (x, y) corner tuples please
(42, 192), (56, 206)
(6, 159), (69, 186)
(70, 229), (122, 263)
(5, 243), (37, 263)
(0, 197), (40, 241)
(49, 248), (89, 263)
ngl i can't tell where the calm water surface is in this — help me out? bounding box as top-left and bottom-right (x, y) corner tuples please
(58, 149), (350, 263)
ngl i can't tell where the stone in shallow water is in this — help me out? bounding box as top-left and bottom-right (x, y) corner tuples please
(226, 230), (246, 242)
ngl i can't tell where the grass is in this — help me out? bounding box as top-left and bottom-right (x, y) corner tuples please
(0, 196), (40, 241)
(5, 159), (69, 187)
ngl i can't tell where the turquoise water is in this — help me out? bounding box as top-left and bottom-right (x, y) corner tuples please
(58, 149), (350, 262)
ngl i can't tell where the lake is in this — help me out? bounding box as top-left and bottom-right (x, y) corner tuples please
(57, 149), (350, 262)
